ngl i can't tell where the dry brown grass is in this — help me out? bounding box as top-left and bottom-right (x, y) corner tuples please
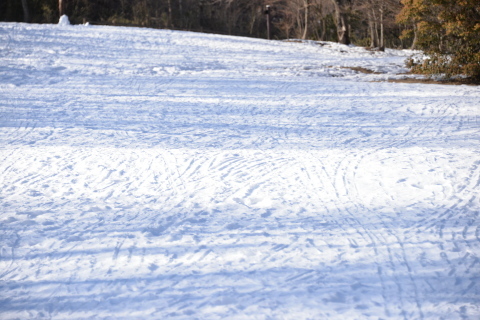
(386, 78), (479, 86)
(341, 66), (381, 74)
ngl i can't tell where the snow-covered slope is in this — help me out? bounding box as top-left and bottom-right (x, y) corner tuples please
(0, 22), (479, 319)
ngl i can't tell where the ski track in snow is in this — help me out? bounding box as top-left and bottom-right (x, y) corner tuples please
(0, 23), (479, 319)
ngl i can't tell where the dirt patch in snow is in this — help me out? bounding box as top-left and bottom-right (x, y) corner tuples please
(387, 77), (479, 86)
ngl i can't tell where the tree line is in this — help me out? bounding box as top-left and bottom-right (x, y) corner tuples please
(2, 0), (479, 80)
(2, 0), (409, 49)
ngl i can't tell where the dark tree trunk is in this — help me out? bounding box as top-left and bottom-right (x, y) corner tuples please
(21, 0), (30, 22)
(167, 0), (173, 27)
(331, 0), (350, 45)
(337, 11), (350, 44)
(321, 18), (326, 41)
(411, 23), (418, 50)
(379, 6), (385, 50)
(59, 0), (65, 17)
(368, 11), (377, 47)
(302, 0), (309, 40)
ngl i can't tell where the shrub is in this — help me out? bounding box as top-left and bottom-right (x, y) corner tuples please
(397, 0), (480, 82)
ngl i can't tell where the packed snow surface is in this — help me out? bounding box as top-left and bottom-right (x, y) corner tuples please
(1, 22), (479, 319)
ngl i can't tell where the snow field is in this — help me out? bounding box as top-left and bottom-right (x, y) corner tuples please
(0, 22), (479, 319)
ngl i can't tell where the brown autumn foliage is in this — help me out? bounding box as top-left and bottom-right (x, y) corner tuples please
(397, 0), (480, 81)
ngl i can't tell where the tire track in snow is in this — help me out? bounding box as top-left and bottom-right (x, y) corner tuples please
(395, 102), (458, 149)
(299, 149), (400, 317)
(329, 136), (434, 320)
(346, 147), (479, 319)
(5, 122), (37, 145)
(340, 152), (410, 318)
(339, 151), (399, 313)
(221, 153), (293, 212)
(414, 159), (480, 236)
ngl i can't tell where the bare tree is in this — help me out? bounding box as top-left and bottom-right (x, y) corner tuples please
(21, 0), (30, 22)
(270, 0), (311, 39)
(329, 0), (352, 44)
(58, 0), (65, 17)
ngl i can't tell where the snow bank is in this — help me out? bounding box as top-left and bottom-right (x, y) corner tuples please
(58, 15), (70, 26)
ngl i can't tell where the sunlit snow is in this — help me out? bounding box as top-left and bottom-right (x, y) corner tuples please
(0, 21), (479, 319)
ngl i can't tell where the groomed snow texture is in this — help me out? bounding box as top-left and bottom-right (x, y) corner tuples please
(1, 22), (479, 320)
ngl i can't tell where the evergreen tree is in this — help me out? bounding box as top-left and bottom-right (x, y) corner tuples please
(397, 0), (480, 81)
